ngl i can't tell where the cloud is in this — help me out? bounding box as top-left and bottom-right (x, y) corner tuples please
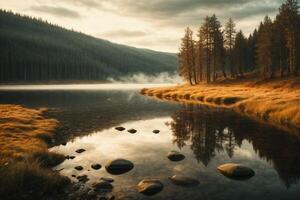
(87, 0), (283, 28)
(98, 29), (148, 38)
(29, 5), (82, 18)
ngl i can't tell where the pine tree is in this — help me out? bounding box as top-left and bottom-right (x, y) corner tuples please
(233, 30), (247, 77)
(256, 16), (274, 79)
(178, 27), (196, 85)
(201, 17), (212, 83)
(278, 0), (299, 76)
(225, 18), (236, 78)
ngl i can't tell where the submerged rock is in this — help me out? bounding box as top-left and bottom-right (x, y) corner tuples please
(66, 155), (76, 160)
(105, 159), (134, 175)
(167, 151), (185, 161)
(137, 179), (163, 196)
(77, 175), (89, 183)
(76, 149), (86, 153)
(115, 126), (126, 131)
(153, 130), (160, 134)
(127, 129), (137, 134)
(169, 175), (199, 186)
(91, 164), (102, 170)
(74, 166), (84, 171)
(100, 177), (114, 183)
(217, 163), (255, 180)
(93, 180), (113, 191)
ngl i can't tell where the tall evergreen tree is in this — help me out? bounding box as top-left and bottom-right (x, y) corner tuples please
(256, 16), (274, 78)
(225, 18), (236, 78)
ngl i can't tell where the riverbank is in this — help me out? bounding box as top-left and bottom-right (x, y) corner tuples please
(141, 77), (300, 134)
(0, 104), (69, 199)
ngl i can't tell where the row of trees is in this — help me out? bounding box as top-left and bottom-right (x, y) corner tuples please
(178, 0), (300, 84)
(0, 10), (177, 82)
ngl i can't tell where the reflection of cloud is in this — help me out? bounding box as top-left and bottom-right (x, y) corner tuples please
(98, 29), (148, 38)
(29, 5), (81, 18)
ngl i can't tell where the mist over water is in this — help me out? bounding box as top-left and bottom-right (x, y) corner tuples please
(107, 72), (182, 84)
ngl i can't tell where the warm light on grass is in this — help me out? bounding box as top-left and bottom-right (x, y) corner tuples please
(141, 77), (300, 133)
(0, 105), (69, 198)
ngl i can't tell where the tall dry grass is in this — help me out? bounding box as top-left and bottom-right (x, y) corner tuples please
(0, 104), (69, 198)
(141, 77), (300, 133)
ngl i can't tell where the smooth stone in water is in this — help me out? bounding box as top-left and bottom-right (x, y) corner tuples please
(115, 126), (125, 131)
(127, 129), (137, 134)
(167, 151), (185, 161)
(100, 177), (114, 183)
(91, 164), (102, 170)
(105, 159), (134, 175)
(217, 163), (255, 180)
(93, 181), (113, 191)
(137, 179), (163, 196)
(153, 130), (160, 134)
(169, 175), (199, 186)
(77, 175), (89, 183)
(74, 166), (83, 171)
(76, 149), (86, 153)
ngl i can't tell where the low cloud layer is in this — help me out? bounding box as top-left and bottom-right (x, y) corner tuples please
(107, 72), (182, 84)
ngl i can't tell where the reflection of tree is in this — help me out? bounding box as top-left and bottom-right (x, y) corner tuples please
(169, 104), (300, 187)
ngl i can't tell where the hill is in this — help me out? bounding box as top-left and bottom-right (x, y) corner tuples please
(0, 10), (177, 82)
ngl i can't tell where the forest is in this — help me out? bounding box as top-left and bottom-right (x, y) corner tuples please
(0, 10), (177, 82)
(178, 0), (300, 84)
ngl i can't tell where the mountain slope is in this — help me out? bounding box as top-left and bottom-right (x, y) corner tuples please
(0, 10), (177, 82)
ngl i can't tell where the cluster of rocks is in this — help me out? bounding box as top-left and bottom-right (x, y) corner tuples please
(65, 127), (255, 198)
(115, 126), (161, 135)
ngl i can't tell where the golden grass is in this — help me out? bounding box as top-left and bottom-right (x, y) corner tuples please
(0, 104), (59, 162)
(0, 104), (68, 198)
(141, 77), (300, 133)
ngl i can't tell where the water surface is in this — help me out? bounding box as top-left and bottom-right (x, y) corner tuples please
(1, 84), (300, 200)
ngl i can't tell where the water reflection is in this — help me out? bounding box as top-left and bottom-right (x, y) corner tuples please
(169, 104), (300, 187)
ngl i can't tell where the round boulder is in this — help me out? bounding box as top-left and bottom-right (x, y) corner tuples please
(91, 164), (102, 170)
(127, 129), (137, 134)
(115, 126), (125, 131)
(77, 175), (89, 183)
(74, 166), (83, 171)
(105, 159), (134, 175)
(169, 175), (199, 186)
(217, 163), (255, 180)
(93, 180), (113, 191)
(137, 179), (163, 196)
(153, 130), (160, 134)
(167, 151), (185, 161)
(75, 149), (86, 153)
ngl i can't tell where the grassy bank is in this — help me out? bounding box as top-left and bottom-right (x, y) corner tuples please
(0, 104), (69, 199)
(141, 77), (300, 134)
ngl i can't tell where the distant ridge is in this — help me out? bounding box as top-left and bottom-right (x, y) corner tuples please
(0, 10), (177, 82)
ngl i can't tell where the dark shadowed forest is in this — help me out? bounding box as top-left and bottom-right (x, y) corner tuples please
(0, 10), (177, 82)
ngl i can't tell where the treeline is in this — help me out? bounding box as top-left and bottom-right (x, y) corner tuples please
(0, 10), (177, 82)
(178, 0), (300, 84)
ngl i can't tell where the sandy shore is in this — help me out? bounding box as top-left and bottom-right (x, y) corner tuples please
(141, 77), (300, 134)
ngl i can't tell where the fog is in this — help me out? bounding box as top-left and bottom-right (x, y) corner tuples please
(107, 72), (182, 84)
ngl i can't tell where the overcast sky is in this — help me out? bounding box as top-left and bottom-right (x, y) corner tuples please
(0, 0), (285, 52)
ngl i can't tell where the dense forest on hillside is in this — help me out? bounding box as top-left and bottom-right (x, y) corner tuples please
(178, 0), (300, 84)
(0, 10), (177, 82)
